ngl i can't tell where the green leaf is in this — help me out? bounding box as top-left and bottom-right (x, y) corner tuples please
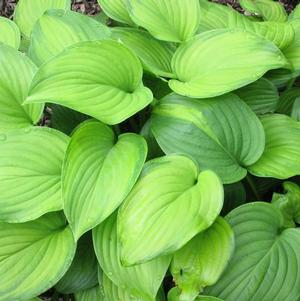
(93, 212), (170, 301)
(234, 77), (279, 114)
(25, 40), (153, 125)
(0, 17), (20, 49)
(111, 27), (175, 78)
(289, 3), (300, 19)
(0, 126), (69, 222)
(277, 87), (300, 117)
(63, 120), (147, 240)
(265, 68), (293, 88)
(272, 181), (300, 228)
(118, 155), (223, 265)
(75, 286), (104, 301)
(171, 217), (234, 301)
(238, 0), (259, 14)
(168, 287), (223, 301)
(55, 234), (98, 294)
(206, 202), (300, 301)
(0, 44), (43, 133)
(28, 9), (111, 66)
(222, 182), (246, 215)
(248, 114), (300, 179)
(14, 0), (71, 38)
(126, 0), (201, 42)
(254, 0), (287, 22)
(291, 97), (300, 121)
(0, 212), (76, 301)
(97, 0), (134, 25)
(151, 93), (265, 184)
(169, 29), (288, 98)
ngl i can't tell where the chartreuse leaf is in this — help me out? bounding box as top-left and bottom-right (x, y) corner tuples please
(238, 0), (259, 14)
(28, 9), (111, 66)
(111, 27), (175, 78)
(168, 287), (223, 301)
(75, 286), (104, 301)
(63, 120), (147, 240)
(277, 87), (300, 118)
(0, 44), (43, 133)
(272, 182), (300, 228)
(25, 40), (153, 125)
(234, 77), (279, 114)
(290, 3), (300, 19)
(0, 126), (69, 222)
(169, 29), (288, 98)
(248, 114), (300, 179)
(55, 234), (98, 294)
(151, 93), (265, 184)
(0, 212), (76, 301)
(206, 202), (300, 301)
(97, 0), (134, 25)
(171, 217), (234, 301)
(118, 155), (223, 265)
(0, 17), (20, 49)
(14, 0), (71, 38)
(126, 0), (200, 42)
(254, 0), (287, 22)
(93, 212), (170, 301)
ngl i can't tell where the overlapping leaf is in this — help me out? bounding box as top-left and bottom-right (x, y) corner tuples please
(248, 114), (300, 179)
(168, 288), (223, 301)
(93, 212), (170, 301)
(14, 0), (71, 38)
(126, 0), (200, 42)
(169, 29), (288, 98)
(171, 217), (234, 301)
(28, 9), (111, 66)
(63, 120), (147, 240)
(277, 87), (300, 119)
(25, 40), (153, 124)
(206, 202), (300, 301)
(111, 27), (175, 78)
(289, 3), (300, 19)
(151, 93), (265, 183)
(0, 17), (20, 49)
(0, 44), (43, 133)
(0, 212), (76, 301)
(75, 286), (104, 301)
(118, 155), (223, 265)
(0, 127), (69, 222)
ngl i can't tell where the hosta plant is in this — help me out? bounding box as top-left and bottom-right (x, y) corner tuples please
(0, 0), (300, 300)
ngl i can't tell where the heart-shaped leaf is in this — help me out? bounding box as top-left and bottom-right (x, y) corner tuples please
(14, 0), (71, 38)
(63, 120), (147, 240)
(0, 44), (44, 133)
(171, 217), (234, 301)
(248, 114), (300, 179)
(206, 202), (300, 301)
(111, 27), (175, 78)
(0, 17), (20, 49)
(151, 93), (265, 183)
(28, 9), (111, 66)
(55, 234), (98, 294)
(0, 126), (69, 222)
(169, 29), (288, 98)
(25, 40), (153, 125)
(234, 77), (279, 114)
(93, 212), (171, 301)
(126, 0), (201, 42)
(0, 212), (76, 301)
(118, 155), (223, 265)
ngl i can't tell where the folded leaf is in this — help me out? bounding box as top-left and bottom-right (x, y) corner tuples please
(55, 234), (98, 294)
(93, 212), (170, 301)
(169, 29), (288, 98)
(111, 27), (175, 78)
(0, 126), (69, 222)
(0, 212), (76, 301)
(14, 0), (71, 38)
(118, 155), (223, 265)
(234, 77), (279, 114)
(126, 0), (200, 42)
(206, 202), (300, 301)
(151, 93), (265, 183)
(249, 114), (300, 179)
(75, 286), (104, 301)
(171, 217), (234, 301)
(0, 17), (20, 49)
(25, 40), (153, 124)
(63, 120), (147, 240)
(97, 0), (134, 25)
(0, 44), (43, 133)
(254, 0), (287, 22)
(28, 9), (111, 66)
